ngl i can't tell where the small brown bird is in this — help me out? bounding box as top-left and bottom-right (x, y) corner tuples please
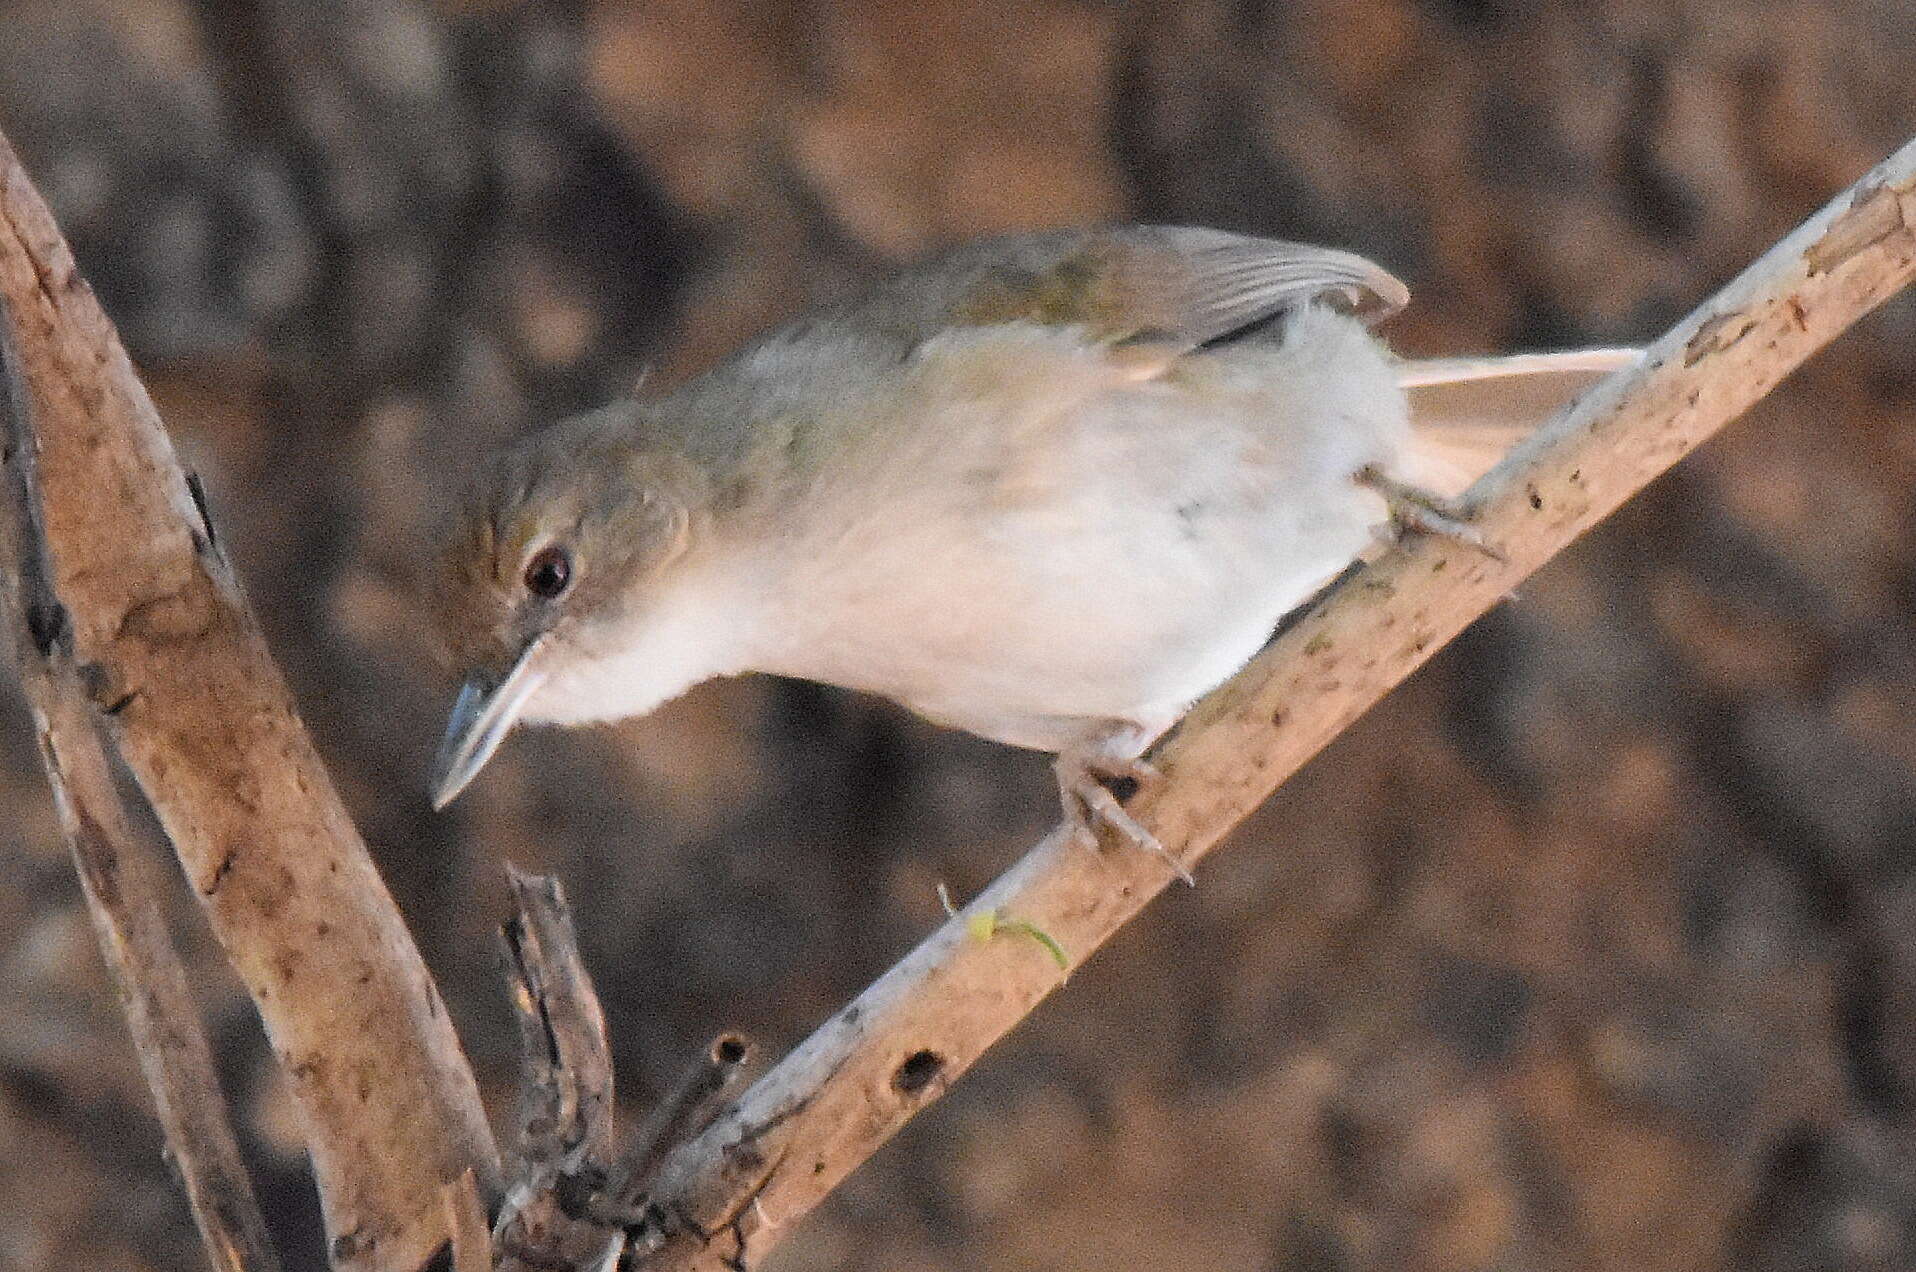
(429, 227), (1632, 870)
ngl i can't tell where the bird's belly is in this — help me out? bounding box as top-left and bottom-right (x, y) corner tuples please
(762, 312), (1405, 747)
(778, 478), (1388, 747)
(922, 512), (1376, 734)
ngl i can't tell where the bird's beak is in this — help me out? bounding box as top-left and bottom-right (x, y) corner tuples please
(429, 638), (548, 810)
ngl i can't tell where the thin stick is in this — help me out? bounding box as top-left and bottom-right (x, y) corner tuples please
(489, 875), (754, 1272)
(0, 299), (282, 1272)
(0, 125), (499, 1270)
(605, 1032), (752, 1214)
(633, 138), (1916, 1270)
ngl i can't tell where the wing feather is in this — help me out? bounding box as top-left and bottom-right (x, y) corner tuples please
(833, 226), (1409, 353)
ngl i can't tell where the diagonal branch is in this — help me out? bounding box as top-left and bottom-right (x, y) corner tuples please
(632, 137), (1916, 1270)
(0, 296), (283, 1272)
(0, 126), (499, 1269)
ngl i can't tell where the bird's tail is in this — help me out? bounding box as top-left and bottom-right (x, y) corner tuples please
(1393, 348), (1641, 496)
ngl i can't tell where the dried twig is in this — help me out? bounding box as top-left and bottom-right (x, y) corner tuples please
(0, 125), (498, 1270)
(493, 872), (751, 1272)
(631, 137), (1916, 1270)
(0, 298), (284, 1272)
(492, 869), (620, 1272)
(605, 1032), (753, 1218)
(503, 867), (617, 1170)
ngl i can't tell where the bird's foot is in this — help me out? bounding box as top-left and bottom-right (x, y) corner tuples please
(1054, 744), (1193, 886)
(1356, 465), (1506, 562)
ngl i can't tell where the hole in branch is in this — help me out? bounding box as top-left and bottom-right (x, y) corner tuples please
(714, 1034), (748, 1066)
(892, 1049), (944, 1096)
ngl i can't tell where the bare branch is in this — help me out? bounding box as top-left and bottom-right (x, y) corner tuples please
(632, 137), (1916, 1269)
(503, 867), (616, 1170)
(0, 297), (283, 1272)
(493, 871), (620, 1272)
(605, 1032), (753, 1218)
(0, 125), (499, 1269)
(491, 874), (754, 1272)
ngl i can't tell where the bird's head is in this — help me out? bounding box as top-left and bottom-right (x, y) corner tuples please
(428, 405), (703, 808)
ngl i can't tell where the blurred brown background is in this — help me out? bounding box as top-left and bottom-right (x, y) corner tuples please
(2, 1), (1916, 1269)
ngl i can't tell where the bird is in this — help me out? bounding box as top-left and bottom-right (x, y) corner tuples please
(427, 226), (1634, 875)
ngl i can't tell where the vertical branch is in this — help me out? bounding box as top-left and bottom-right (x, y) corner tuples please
(502, 866), (617, 1171)
(494, 870), (620, 1272)
(0, 300), (282, 1272)
(0, 125), (499, 1269)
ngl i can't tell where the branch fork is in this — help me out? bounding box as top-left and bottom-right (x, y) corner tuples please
(486, 869), (754, 1272)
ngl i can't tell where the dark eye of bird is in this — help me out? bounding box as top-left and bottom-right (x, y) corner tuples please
(523, 545), (572, 599)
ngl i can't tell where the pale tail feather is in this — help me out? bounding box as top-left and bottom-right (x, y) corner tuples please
(1393, 348), (1641, 495)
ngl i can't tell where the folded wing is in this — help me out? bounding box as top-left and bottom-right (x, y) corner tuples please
(840, 225), (1410, 354)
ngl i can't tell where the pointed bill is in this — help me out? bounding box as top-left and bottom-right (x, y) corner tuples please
(430, 639), (548, 809)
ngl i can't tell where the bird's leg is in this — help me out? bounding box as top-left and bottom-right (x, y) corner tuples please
(1355, 465), (1506, 561)
(1054, 721), (1194, 886)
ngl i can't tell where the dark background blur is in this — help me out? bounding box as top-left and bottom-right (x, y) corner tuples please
(2, 1), (1916, 1269)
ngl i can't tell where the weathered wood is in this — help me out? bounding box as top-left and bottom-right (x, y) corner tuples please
(493, 870), (620, 1272)
(605, 1032), (753, 1221)
(492, 872), (754, 1272)
(0, 297), (283, 1272)
(504, 867), (617, 1170)
(0, 125), (500, 1271)
(442, 1171), (492, 1272)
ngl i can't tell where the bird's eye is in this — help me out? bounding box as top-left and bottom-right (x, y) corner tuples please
(522, 545), (573, 599)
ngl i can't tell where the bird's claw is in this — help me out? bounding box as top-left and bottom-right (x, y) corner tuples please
(1356, 465), (1506, 562)
(1055, 752), (1193, 886)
